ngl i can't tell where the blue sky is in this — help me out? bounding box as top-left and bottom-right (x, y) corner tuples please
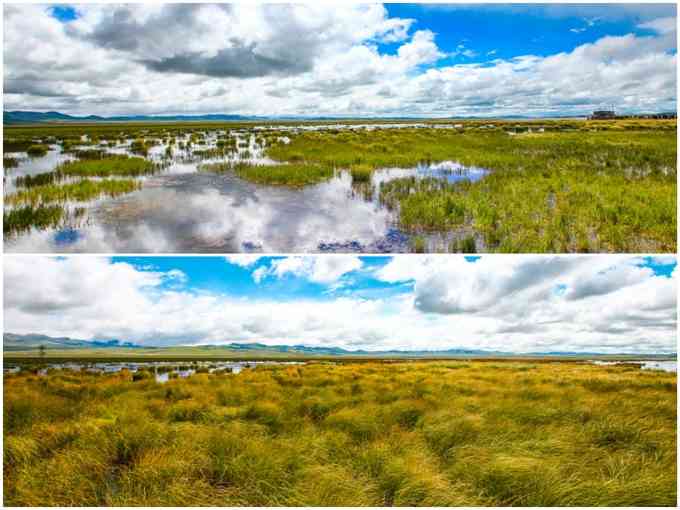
(7, 255), (672, 353)
(384, 3), (676, 64)
(118, 256), (407, 302)
(5, 3), (676, 116)
(49, 5), (78, 22)
(112, 255), (676, 301)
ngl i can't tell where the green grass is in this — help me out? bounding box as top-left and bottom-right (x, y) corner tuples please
(4, 140), (34, 152)
(5, 179), (140, 206)
(349, 164), (373, 183)
(267, 125), (676, 252)
(130, 139), (150, 156)
(25, 144), (49, 157)
(5, 156), (152, 231)
(3, 156), (19, 169)
(56, 155), (157, 177)
(14, 172), (61, 188)
(3, 205), (65, 235)
(12, 157), (155, 190)
(201, 162), (334, 187)
(67, 149), (111, 160)
(3, 361), (676, 506)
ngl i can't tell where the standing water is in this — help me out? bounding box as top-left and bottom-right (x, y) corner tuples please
(4, 126), (488, 253)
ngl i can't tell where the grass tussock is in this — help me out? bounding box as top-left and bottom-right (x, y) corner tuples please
(3, 361), (676, 506)
(201, 162), (334, 187)
(5, 179), (140, 206)
(3, 156), (19, 169)
(26, 144), (49, 157)
(56, 155), (157, 177)
(3, 205), (65, 235)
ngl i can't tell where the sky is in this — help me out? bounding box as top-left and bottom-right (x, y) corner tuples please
(3, 3), (676, 117)
(4, 255), (677, 354)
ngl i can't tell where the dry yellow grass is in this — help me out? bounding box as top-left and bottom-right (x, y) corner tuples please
(3, 361), (677, 506)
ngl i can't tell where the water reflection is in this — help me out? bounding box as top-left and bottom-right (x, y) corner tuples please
(4, 128), (489, 253)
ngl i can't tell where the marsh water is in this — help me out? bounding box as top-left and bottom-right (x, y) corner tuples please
(5, 359), (677, 379)
(3, 360), (304, 382)
(4, 125), (489, 253)
(589, 360), (677, 373)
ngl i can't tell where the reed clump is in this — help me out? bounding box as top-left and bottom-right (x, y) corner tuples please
(200, 162), (334, 187)
(5, 179), (140, 206)
(26, 144), (49, 157)
(3, 205), (65, 235)
(56, 155), (157, 177)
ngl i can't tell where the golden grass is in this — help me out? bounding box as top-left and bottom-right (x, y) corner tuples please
(3, 361), (676, 506)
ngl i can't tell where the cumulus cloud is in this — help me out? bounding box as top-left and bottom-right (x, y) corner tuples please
(225, 255), (264, 268)
(3, 256), (676, 354)
(254, 256), (363, 284)
(3, 4), (675, 116)
(638, 16), (677, 35)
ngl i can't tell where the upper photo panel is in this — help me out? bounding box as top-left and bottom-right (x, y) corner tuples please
(3, 3), (677, 254)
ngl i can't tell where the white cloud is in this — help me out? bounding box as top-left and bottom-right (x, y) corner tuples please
(639, 16), (677, 35)
(225, 255), (263, 268)
(3, 5), (676, 116)
(3, 256), (676, 354)
(257, 256), (363, 284)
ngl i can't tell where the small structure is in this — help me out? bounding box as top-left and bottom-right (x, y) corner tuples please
(590, 110), (616, 120)
(650, 112), (676, 119)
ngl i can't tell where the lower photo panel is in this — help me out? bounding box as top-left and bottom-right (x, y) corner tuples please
(3, 254), (677, 507)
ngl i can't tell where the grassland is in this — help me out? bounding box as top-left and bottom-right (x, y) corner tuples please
(3, 360), (676, 506)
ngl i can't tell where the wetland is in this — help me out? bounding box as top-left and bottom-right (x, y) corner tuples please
(3, 119), (676, 253)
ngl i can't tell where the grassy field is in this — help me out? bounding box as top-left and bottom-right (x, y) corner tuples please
(3, 360), (676, 506)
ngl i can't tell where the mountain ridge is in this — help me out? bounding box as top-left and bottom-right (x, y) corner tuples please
(4, 333), (675, 358)
(3, 110), (589, 125)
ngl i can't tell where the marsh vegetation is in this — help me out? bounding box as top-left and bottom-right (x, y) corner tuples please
(3, 119), (675, 253)
(3, 360), (676, 506)
(268, 124), (676, 252)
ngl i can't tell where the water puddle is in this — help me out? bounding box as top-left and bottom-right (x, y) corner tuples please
(3, 360), (304, 382)
(589, 360), (677, 373)
(4, 127), (489, 253)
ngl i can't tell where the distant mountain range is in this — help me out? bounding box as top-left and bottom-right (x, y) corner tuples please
(3, 110), (588, 125)
(4, 333), (674, 358)
(3, 110), (256, 125)
(3, 333), (143, 351)
(199, 342), (509, 357)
